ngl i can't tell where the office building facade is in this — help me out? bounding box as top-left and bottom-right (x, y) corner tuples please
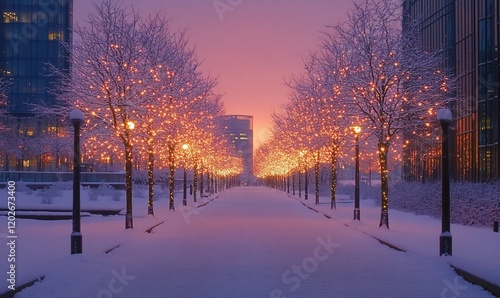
(403, 0), (499, 182)
(220, 115), (254, 184)
(0, 0), (73, 171)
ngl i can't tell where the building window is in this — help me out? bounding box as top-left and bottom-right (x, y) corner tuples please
(3, 12), (18, 23)
(22, 159), (30, 168)
(48, 31), (64, 41)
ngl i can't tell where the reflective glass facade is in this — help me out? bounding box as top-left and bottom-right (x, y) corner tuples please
(403, 0), (500, 182)
(402, 0), (456, 182)
(0, 0), (72, 114)
(220, 115), (254, 184)
(0, 0), (72, 171)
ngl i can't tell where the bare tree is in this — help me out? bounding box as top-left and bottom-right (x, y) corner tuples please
(325, 0), (454, 228)
(48, 0), (179, 229)
(288, 52), (351, 208)
(131, 15), (218, 213)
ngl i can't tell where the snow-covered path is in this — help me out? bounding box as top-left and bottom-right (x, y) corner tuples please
(16, 187), (492, 298)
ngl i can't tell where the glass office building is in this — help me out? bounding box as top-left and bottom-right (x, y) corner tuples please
(220, 115), (254, 185)
(0, 0), (73, 171)
(403, 0), (499, 182)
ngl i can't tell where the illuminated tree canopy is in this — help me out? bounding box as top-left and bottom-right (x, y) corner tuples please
(255, 0), (455, 228)
(37, 0), (241, 227)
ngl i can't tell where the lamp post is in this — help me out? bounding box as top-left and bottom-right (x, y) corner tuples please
(182, 144), (189, 206)
(70, 109), (84, 254)
(353, 126), (361, 221)
(437, 108), (452, 256)
(125, 120), (135, 229)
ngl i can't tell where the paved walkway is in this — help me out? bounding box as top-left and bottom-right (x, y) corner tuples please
(17, 187), (492, 298)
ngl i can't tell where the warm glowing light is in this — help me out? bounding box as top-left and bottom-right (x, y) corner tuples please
(353, 126), (361, 134)
(126, 121), (135, 130)
(182, 144), (189, 150)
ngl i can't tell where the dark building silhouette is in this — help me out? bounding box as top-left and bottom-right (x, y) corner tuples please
(220, 115), (254, 184)
(0, 0), (73, 171)
(403, 0), (498, 182)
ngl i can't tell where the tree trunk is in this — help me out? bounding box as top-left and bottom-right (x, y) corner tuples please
(125, 141), (133, 229)
(210, 171), (214, 193)
(214, 173), (218, 194)
(207, 171), (210, 193)
(305, 166), (309, 200)
(193, 162), (198, 203)
(378, 142), (389, 228)
(168, 144), (175, 210)
(331, 145), (338, 209)
(298, 168), (302, 198)
(38, 154), (42, 172)
(147, 145), (154, 215)
(292, 171), (296, 195)
(56, 152), (60, 171)
(315, 150), (320, 205)
(200, 167), (204, 198)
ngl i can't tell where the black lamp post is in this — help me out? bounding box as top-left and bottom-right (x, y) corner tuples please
(70, 109), (84, 255)
(125, 121), (135, 228)
(353, 126), (361, 221)
(182, 144), (189, 206)
(437, 108), (452, 256)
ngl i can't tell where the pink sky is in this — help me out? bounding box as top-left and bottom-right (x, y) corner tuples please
(74, 1), (352, 147)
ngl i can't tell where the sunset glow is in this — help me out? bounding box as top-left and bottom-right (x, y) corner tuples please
(74, 0), (352, 147)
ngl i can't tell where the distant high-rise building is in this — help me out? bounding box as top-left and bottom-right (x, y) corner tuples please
(0, 0), (73, 171)
(403, 0), (499, 182)
(220, 115), (254, 184)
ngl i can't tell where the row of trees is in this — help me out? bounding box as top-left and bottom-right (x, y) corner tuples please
(255, 0), (454, 228)
(33, 0), (243, 229)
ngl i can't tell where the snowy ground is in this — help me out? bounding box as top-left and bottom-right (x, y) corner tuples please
(295, 192), (500, 288)
(0, 186), (497, 297)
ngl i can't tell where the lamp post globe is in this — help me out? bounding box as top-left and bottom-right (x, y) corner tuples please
(70, 109), (84, 124)
(437, 108), (452, 122)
